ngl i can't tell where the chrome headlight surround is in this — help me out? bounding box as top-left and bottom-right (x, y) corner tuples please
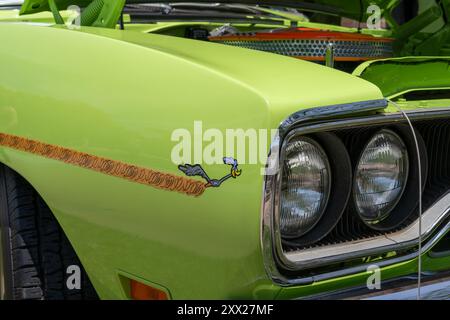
(260, 100), (450, 286)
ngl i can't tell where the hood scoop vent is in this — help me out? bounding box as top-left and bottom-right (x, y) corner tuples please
(209, 28), (394, 63)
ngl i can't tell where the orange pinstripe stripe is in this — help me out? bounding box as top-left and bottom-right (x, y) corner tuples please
(0, 133), (206, 197)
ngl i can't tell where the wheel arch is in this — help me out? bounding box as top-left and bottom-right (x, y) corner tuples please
(0, 159), (99, 299)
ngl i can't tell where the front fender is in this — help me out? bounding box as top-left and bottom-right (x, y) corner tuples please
(0, 23), (383, 299)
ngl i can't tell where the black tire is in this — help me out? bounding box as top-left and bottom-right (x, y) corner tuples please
(0, 165), (98, 300)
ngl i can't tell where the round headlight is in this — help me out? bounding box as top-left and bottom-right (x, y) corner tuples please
(354, 129), (409, 225)
(280, 137), (331, 238)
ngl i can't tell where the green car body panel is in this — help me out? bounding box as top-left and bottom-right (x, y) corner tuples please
(0, 9), (70, 23)
(0, 0), (449, 299)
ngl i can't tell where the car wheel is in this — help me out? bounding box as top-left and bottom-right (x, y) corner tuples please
(0, 165), (98, 300)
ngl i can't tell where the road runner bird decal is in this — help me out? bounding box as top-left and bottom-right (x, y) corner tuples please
(178, 157), (242, 188)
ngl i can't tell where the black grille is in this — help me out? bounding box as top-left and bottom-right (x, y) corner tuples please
(418, 119), (450, 209)
(283, 117), (450, 251)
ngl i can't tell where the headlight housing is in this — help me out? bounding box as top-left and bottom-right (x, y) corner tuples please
(262, 101), (436, 281)
(280, 136), (331, 238)
(353, 129), (409, 226)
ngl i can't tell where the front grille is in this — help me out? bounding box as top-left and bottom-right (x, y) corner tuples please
(283, 117), (450, 251)
(419, 119), (450, 208)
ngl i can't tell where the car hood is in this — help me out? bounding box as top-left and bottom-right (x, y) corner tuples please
(76, 26), (384, 126)
(20, 0), (395, 20)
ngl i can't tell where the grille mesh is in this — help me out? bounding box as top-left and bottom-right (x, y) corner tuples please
(212, 39), (394, 60)
(418, 119), (450, 208)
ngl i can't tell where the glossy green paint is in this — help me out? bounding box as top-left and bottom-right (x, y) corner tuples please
(278, 246), (450, 299)
(354, 57), (450, 98)
(0, 3), (449, 299)
(399, 0), (450, 56)
(20, 0), (92, 15)
(0, 23), (383, 299)
(0, 8), (70, 23)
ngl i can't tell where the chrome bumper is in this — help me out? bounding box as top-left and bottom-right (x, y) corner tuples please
(364, 278), (450, 300)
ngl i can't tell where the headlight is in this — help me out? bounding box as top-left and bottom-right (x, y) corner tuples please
(280, 137), (331, 238)
(354, 129), (409, 225)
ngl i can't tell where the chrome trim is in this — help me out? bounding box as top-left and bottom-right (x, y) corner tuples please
(261, 105), (450, 286)
(278, 99), (387, 137)
(325, 42), (335, 68)
(284, 192), (450, 269)
(365, 278), (450, 300)
(300, 272), (450, 300)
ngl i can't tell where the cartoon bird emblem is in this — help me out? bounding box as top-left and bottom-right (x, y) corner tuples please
(223, 157), (242, 178)
(178, 157), (242, 188)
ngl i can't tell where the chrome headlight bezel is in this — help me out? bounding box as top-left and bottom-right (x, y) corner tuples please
(261, 100), (444, 285)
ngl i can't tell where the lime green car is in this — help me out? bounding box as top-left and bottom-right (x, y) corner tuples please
(0, 0), (450, 300)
